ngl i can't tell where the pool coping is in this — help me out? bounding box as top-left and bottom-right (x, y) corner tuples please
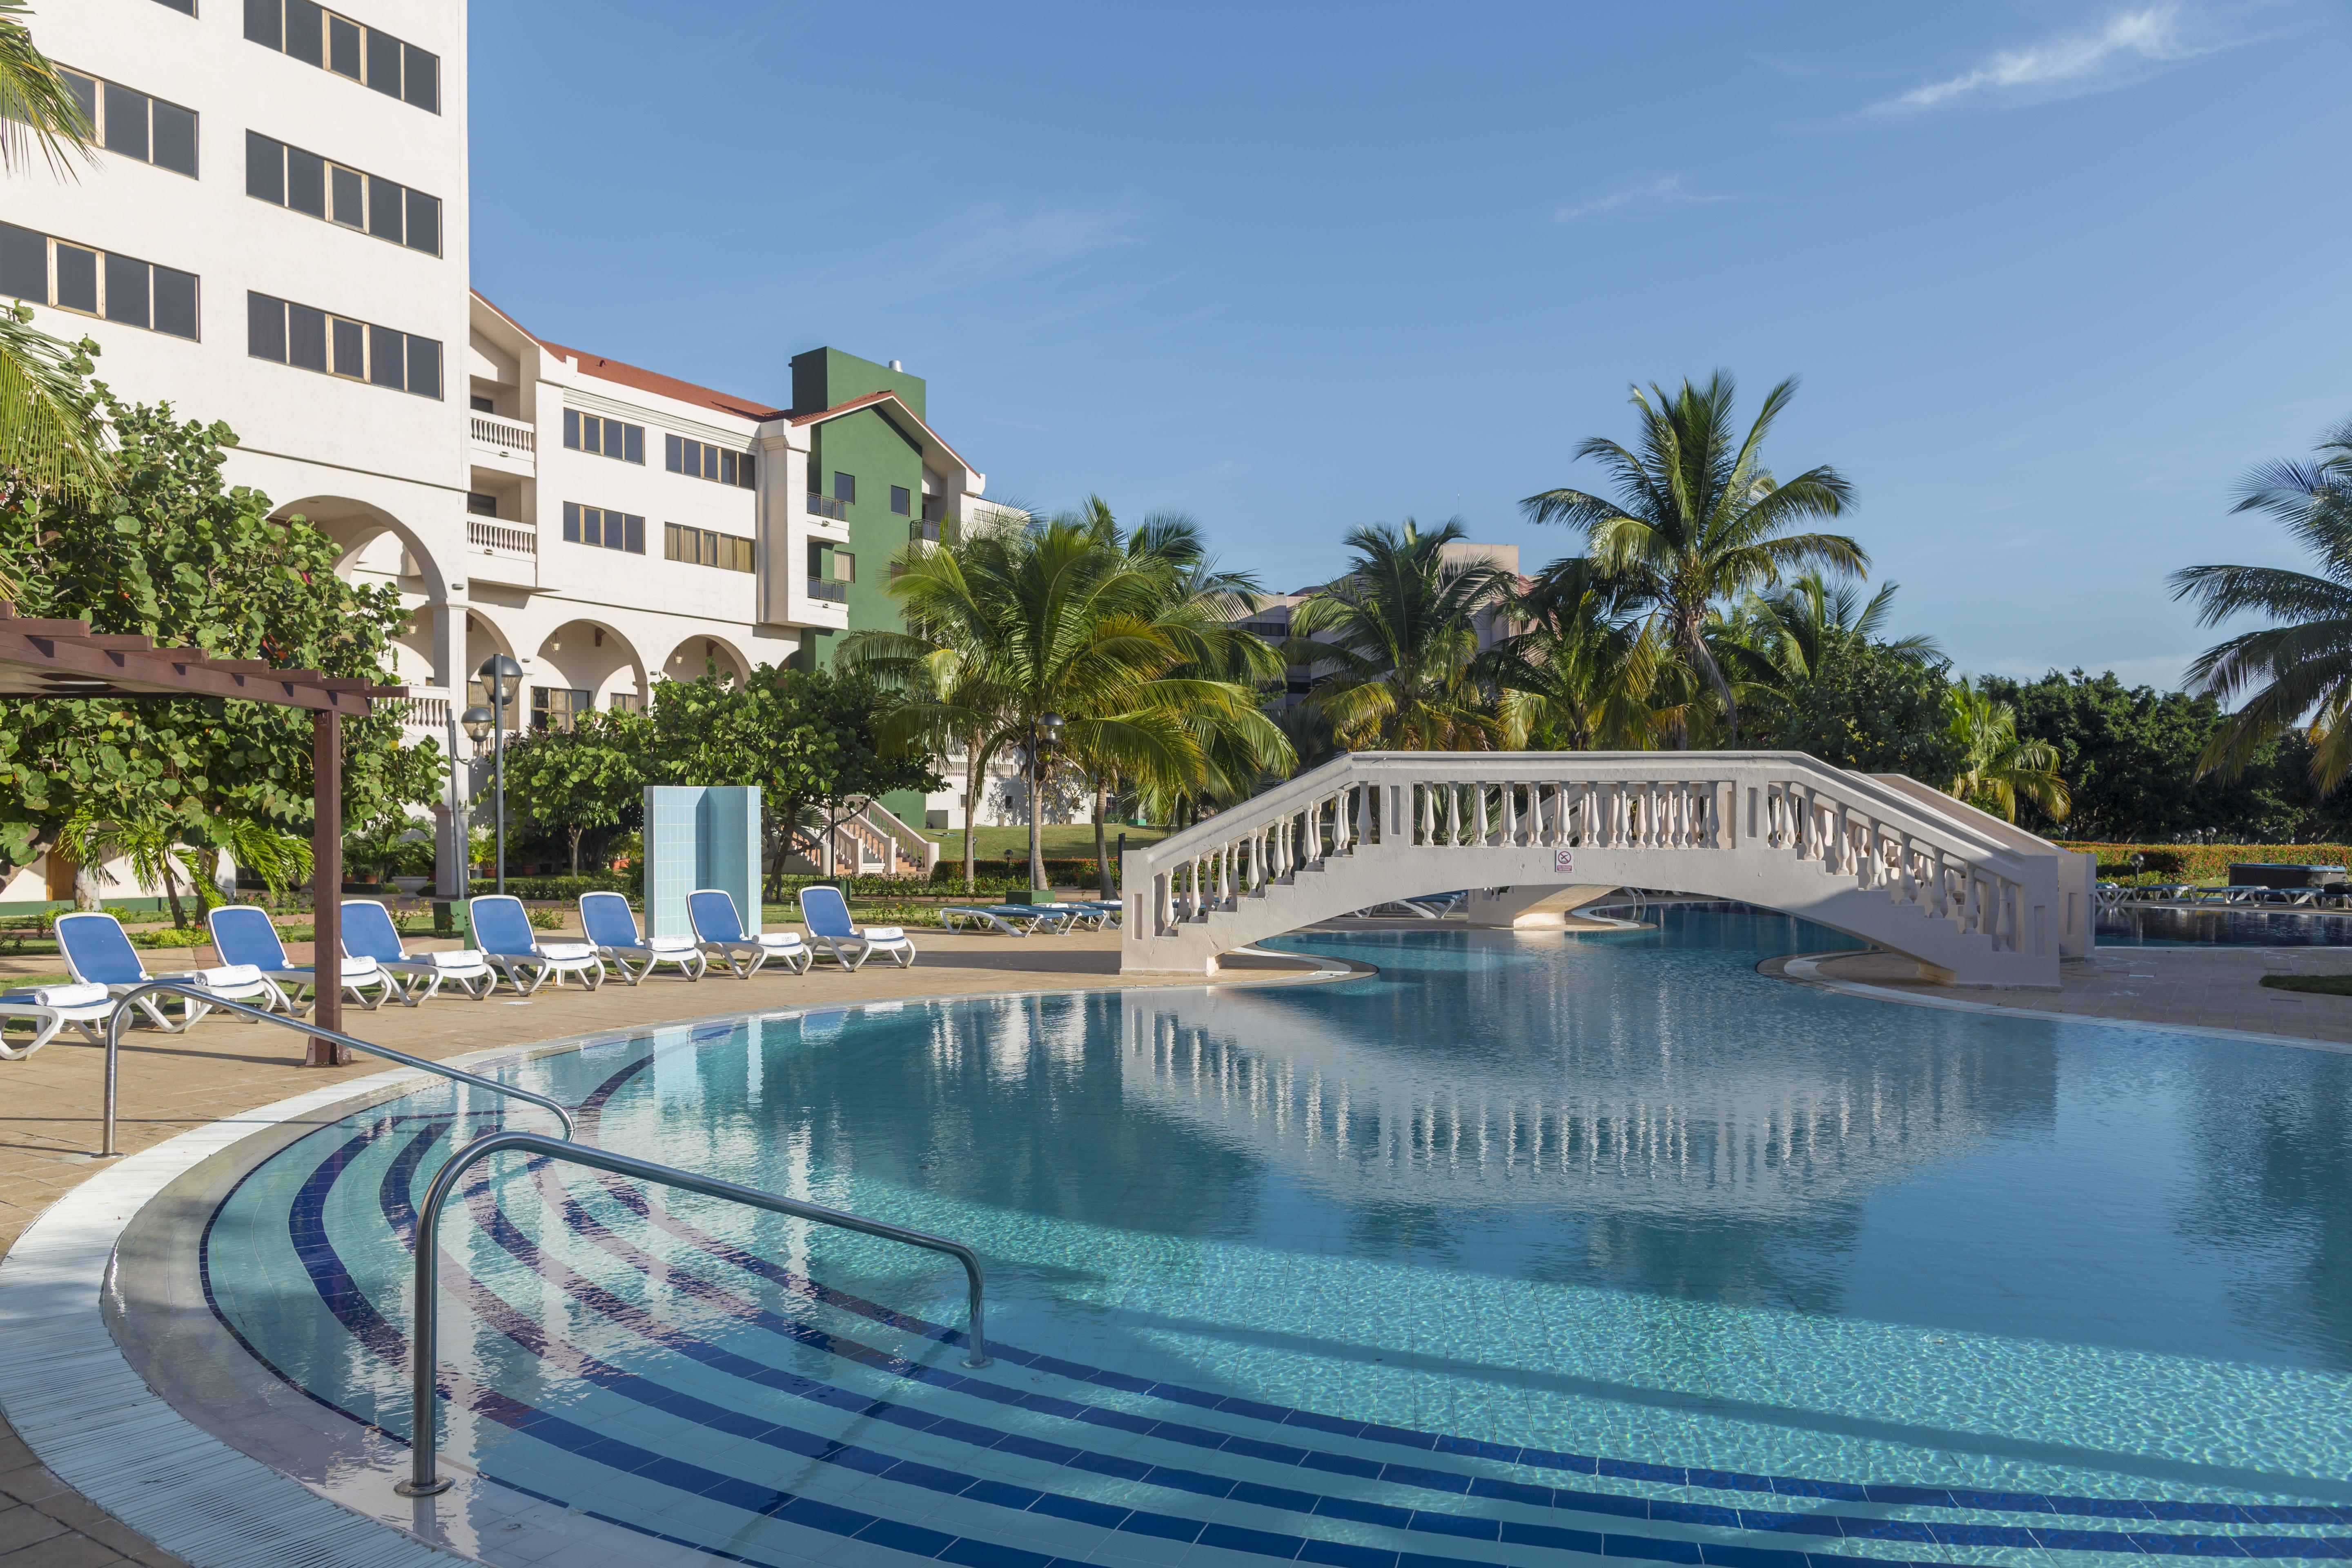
(1770, 952), (2352, 1056)
(0, 958), (1365, 1568)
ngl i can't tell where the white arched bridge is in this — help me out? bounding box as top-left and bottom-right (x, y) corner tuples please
(1119, 752), (2094, 987)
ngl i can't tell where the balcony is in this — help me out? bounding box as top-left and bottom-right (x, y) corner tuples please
(806, 577), (849, 604)
(909, 518), (957, 546)
(399, 686), (453, 733)
(470, 413), (536, 474)
(468, 519), (536, 556)
(807, 493), (848, 522)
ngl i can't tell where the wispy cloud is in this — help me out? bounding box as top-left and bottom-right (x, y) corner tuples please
(1865, 4), (2233, 115)
(1553, 174), (1740, 225)
(942, 196), (1151, 271)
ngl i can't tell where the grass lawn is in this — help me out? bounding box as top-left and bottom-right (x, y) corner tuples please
(925, 825), (1168, 861)
(2260, 973), (2352, 996)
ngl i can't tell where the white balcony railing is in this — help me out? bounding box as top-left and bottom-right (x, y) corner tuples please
(400, 687), (452, 729)
(468, 519), (537, 556)
(470, 414), (535, 455)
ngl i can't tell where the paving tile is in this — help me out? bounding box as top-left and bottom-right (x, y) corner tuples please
(0, 1503), (70, 1552)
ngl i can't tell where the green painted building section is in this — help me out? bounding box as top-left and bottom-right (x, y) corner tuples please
(788, 347), (933, 672)
(789, 347), (941, 825)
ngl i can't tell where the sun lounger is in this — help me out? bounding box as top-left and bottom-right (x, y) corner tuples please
(55, 911), (284, 1032)
(687, 889), (810, 978)
(341, 899), (493, 1002)
(581, 891), (707, 984)
(468, 895), (606, 994)
(0, 980), (111, 1059)
(208, 904), (397, 1013)
(797, 884), (914, 970)
(1037, 900), (1119, 931)
(940, 904), (1073, 936)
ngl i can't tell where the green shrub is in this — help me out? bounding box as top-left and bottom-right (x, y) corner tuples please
(2069, 842), (2348, 884)
(135, 926), (208, 948)
(526, 906), (564, 930)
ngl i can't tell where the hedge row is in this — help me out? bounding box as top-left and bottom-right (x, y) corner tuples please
(2070, 842), (2352, 884)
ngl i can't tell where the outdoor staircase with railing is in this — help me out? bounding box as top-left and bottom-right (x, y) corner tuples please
(792, 795), (940, 879)
(1119, 751), (2093, 986)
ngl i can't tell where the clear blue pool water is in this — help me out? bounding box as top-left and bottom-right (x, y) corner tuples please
(201, 909), (2352, 1568)
(2096, 905), (2352, 946)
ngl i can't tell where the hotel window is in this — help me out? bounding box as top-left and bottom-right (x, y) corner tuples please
(833, 471), (855, 504)
(466, 491), (497, 517)
(58, 69), (197, 177)
(663, 434), (757, 489)
(530, 686), (591, 733)
(563, 410), (644, 463)
(246, 292), (441, 396)
(663, 522), (755, 573)
(0, 222), (196, 339)
(561, 502), (646, 555)
(245, 133), (441, 255)
(469, 393), (494, 412)
(245, 0), (439, 111)
(890, 485), (911, 516)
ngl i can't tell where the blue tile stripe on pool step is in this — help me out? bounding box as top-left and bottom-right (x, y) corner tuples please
(290, 1115), (2350, 1565)
(506, 1147), (2352, 1560)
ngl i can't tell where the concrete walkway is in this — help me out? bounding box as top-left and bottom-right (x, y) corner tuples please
(0, 927), (1327, 1568)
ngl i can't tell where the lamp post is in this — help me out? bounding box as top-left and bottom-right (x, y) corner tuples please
(470, 653), (522, 895)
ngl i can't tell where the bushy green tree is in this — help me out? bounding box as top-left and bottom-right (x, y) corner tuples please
(0, 393), (441, 886)
(1762, 638), (1964, 782)
(499, 709), (648, 877)
(641, 663), (940, 895)
(1978, 670), (2352, 842)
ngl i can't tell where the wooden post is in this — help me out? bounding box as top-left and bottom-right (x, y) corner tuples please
(307, 708), (348, 1067)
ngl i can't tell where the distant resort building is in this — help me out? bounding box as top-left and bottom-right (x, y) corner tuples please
(0, 0), (1035, 904)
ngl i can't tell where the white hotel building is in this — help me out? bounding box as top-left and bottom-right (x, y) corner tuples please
(2, 0), (1023, 902)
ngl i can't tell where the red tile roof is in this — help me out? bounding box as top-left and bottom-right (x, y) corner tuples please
(470, 290), (784, 421)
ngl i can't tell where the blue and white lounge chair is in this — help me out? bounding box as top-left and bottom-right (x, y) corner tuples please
(798, 884), (914, 970)
(939, 904), (1073, 937)
(0, 980), (111, 1059)
(56, 911), (283, 1032)
(341, 899), (493, 1002)
(687, 889), (809, 979)
(581, 891), (706, 984)
(468, 895), (605, 994)
(208, 904), (396, 1013)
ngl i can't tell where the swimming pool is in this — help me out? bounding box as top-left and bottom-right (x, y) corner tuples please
(192, 909), (2352, 1568)
(2097, 904), (2352, 946)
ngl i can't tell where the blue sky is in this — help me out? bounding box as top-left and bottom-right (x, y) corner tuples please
(470, 1), (2352, 691)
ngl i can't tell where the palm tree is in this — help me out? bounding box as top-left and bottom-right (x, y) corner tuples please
(1289, 519), (1512, 751)
(1732, 572), (1940, 682)
(1521, 373), (1862, 745)
(1078, 504), (1289, 892)
(845, 515), (1276, 891)
(1947, 681), (2069, 824)
(1481, 557), (1668, 750)
(2172, 417), (2352, 791)
(0, 0), (111, 510)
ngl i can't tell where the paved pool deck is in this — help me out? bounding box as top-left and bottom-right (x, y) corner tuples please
(4, 922), (2352, 1566)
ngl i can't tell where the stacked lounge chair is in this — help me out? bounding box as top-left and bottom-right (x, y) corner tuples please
(341, 899), (495, 1002)
(939, 904), (1074, 937)
(581, 891), (707, 983)
(688, 889), (810, 978)
(468, 894), (606, 993)
(56, 911), (283, 1031)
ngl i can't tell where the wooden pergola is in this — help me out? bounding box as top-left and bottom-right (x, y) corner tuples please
(0, 604), (406, 1065)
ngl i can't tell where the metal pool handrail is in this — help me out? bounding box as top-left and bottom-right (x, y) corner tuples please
(397, 1128), (990, 1497)
(99, 982), (575, 1156)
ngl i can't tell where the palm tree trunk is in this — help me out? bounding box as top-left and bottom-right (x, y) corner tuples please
(1093, 777), (1111, 898)
(1027, 749), (1045, 891)
(962, 744), (982, 893)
